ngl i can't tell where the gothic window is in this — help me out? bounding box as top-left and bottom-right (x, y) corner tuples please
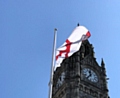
(85, 87), (90, 94)
(80, 44), (85, 59)
(94, 91), (98, 97)
(85, 45), (90, 56)
(61, 72), (65, 82)
(56, 72), (65, 89)
(100, 94), (103, 98)
(80, 85), (83, 91)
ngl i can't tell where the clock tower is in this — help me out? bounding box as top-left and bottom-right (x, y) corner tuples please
(52, 40), (110, 98)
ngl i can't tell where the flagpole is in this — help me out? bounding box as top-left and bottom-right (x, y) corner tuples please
(48, 28), (57, 98)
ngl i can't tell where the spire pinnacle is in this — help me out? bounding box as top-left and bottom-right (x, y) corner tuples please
(77, 23), (80, 26)
(101, 58), (105, 68)
(101, 58), (105, 65)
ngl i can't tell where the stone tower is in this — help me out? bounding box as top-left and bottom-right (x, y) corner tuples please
(52, 40), (109, 98)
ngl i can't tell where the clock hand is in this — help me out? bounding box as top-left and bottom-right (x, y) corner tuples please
(87, 70), (92, 78)
(89, 70), (91, 75)
(87, 75), (90, 78)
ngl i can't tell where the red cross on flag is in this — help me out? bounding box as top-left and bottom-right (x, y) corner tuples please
(54, 25), (91, 70)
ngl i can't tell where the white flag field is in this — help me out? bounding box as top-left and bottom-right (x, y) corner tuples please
(54, 25), (91, 70)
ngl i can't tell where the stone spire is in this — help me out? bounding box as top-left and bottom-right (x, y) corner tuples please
(101, 58), (109, 98)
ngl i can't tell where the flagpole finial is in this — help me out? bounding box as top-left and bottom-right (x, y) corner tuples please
(54, 28), (57, 31)
(77, 23), (80, 26)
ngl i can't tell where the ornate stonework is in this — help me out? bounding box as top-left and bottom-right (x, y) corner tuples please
(52, 40), (110, 98)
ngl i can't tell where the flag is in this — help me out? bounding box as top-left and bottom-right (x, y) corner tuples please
(54, 25), (91, 70)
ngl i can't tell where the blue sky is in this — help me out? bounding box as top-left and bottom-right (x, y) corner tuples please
(0, 0), (120, 98)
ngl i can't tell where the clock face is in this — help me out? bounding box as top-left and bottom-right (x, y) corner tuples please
(82, 68), (98, 83)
